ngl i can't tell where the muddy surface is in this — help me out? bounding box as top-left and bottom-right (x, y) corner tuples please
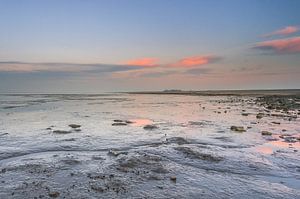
(0, 92), (299, 198)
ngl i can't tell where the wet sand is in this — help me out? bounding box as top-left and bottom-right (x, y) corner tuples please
(0, 90), (299, 198)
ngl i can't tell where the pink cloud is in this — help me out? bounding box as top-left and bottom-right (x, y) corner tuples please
(263, 26), (299, 37)
(170, 55), (221, 68)
(253, 36), (300, 54)
(125, 58), (159, 67)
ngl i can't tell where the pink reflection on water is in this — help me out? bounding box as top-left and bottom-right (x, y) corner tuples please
(256, 146), (274, 155)
(129, 119), (153, 127)
(256, 134), (300, 155)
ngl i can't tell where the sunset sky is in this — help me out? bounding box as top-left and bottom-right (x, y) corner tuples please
(0, 0), (299, 93)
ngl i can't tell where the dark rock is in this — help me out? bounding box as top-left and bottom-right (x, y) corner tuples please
(143, 124), (158, 130)
(256, 113), (264, 119)
(230, 126), (246, 132)
(113, 119), (123, 123)
(48, 191), (60, 198)
(170, 176), (177, 182)
(69, 124), (81, 128)
(53, 130), (72, 134)
(261, 131), (272, 136)
(271, 122), (280, 125)
(112, 122), (127, 126)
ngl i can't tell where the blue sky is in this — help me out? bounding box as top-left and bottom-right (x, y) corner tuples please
(0, 0), (300, 93)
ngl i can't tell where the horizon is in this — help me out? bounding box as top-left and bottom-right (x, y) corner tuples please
(1, 88), (300, 95)
(0, 0), (300, 92)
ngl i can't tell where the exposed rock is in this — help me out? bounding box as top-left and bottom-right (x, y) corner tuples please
(48, 191), (60, 198)
(230, 126), (246, 132)
(256, 95), (300, 112)
(143, 124), (158, 130)
(261, 131), (272, 136)
(170, 176), (177, 182)
(112, 122), (127, 126)
(69, 124), (81, 128)
(53, 130), (72, 134)
(282, 136), (298, 143)
(113, 119), (123, 123)
(242, 113), (249, 116)
(271, 122), (280, 125)
(108, 149), (128, 157)
(256, 113), (264, 119)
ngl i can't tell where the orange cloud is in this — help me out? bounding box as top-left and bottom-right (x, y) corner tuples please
(264, 26), (299, 37)
(125, 58), (159, 67)
(170, 55), (221, 67)
(253, 36), (300, 54)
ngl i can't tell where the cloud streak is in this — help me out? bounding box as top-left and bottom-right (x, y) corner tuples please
(0, 62), (141, 73)
(170, 55), (221, 67)
(124, 58), (159, 67)
(253, 36), (300, 54)
(263, 26), (299, 37)
(1, 54), (221, 79)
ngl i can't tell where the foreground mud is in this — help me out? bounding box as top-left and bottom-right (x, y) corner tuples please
(0, 92), (299, 198)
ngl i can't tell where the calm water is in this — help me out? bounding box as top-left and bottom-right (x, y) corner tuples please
(0, 94), (299, 198)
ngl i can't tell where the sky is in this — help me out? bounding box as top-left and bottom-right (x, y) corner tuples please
(0, 0), (299, 93)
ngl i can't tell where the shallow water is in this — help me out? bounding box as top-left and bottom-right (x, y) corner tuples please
(0, 94), (299, 198)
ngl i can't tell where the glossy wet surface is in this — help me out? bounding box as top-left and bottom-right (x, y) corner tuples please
(0, 94), (299, 198)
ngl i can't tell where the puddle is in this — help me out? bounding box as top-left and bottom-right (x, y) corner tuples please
(128, 119), (153, 127)
(256, 134), (300, 154)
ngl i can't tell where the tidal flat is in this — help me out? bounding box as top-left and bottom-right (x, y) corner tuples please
(0, 90), (299, 198)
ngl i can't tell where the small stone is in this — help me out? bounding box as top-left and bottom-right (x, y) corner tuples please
(113, 119), (123, 123)
(53, 130), (72, 134)
(107, 149), (127, 157)
(271, 122), (280, 125)
(143, 124), (158, 130)
(170, 176), (177, 182)
(125, 120), (134, 124)
(112, 122), (127, 126)
(48, 191), (60, 198)
(230, 126), (246, 132)
(256, 113), (264, 119)
(261, 131), (272, 136)
(242, 113), (249, 116)
(69, 124), (81, 128)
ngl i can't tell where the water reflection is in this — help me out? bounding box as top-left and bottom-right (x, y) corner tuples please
(129, 119), (153, 127)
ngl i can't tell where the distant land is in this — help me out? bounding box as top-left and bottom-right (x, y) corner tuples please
(127, 89), (300, 96)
